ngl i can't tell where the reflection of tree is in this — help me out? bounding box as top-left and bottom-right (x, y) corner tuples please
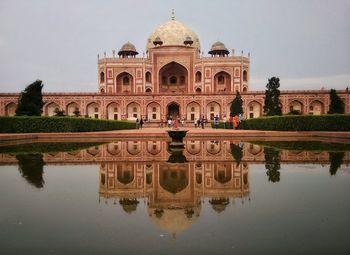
(16, 154), (45, 188)
(264, 147), (281, 183)
(329, 152), (345, 176)
(209, 198), (229, 213)
(230, 143), (243, 166)
(119, 198), (139, 214)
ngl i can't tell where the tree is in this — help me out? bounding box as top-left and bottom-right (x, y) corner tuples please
(328, 89), (345, 114)
(264, 147), (281, 183)
(15, 80), (44, 116)
(263, 77), (282, 116)
(230, 91), (243, 117)
(54, 108), (65, 116)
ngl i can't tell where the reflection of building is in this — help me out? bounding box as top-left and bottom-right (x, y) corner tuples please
(1, 14), (349, 120)
(99, 161), (249, 235)
(1, 140), (350, 164)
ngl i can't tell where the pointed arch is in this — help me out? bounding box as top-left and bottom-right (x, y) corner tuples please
(206, 101), (221, 121)
(126, 102), (141, 120)
(107, 102), (120, 120)
(159, 61), (188, 93)
(116, 72), (134, 93)
(86, 102), (100, 119)
(5, 102), (17, 116)
(45, 102), (60, 116)
(186, 101), (201, 121)
(247, 100), (262, 119)
(66, 102), (79, 116)
(309, 100), (324, 115)
(147, 102), (161, 121)
(214, 71), (231, 93)
(289, 100), (303, 114)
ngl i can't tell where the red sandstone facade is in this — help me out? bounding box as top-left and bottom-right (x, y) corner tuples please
(1, 17), (349, 121)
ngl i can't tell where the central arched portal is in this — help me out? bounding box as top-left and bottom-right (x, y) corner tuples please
(159, 62), (188, 93)
(167, 102), (180, 119)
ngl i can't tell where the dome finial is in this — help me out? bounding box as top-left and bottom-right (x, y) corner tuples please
(171, 9), (175, 20)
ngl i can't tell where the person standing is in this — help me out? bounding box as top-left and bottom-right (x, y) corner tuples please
(140, 118), (144, 129)
(201, 116), (205, 129)
(136, 118), (139, 129)
(233, 115), (239, 130)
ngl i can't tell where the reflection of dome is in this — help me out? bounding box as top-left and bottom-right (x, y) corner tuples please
(147, 18), (200, 51)
(119, 198), (139, 214)
(148, 207), (200, 235)
(208, 41), (229, 56)
(209, 198), (230, 213)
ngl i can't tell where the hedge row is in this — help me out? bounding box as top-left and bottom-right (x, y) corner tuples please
(214, 114), (350, 131)
(0, 116), (136, 133)
(250, 141), (350, 152)
(240, 114), (350, 131)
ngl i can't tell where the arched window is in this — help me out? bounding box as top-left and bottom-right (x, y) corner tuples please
(170, 76), (177, 84)
(100, 72), (105, 83)
(195, 71), (202, 82)
(243, 70), (248, 82)
(218, 75), (225, 84)
(123, 76), (130, 85)
(145, 88), (152, 93)
(145, 72), (151, 83)
(195, 87), (202, 93)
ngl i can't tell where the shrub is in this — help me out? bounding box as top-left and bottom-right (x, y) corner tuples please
(239, 114), (350, 131)
(0, 116), (135, 133)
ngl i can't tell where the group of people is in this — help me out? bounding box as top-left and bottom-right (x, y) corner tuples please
(136, 113), (244, 129)
(194, 116), (208, 129)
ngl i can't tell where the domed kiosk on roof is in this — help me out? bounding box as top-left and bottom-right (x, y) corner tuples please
(208, 41), (229, 56)
(118, 42), (138, 58)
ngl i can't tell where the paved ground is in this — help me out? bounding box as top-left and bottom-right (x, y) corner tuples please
(1, 126), (350, 144)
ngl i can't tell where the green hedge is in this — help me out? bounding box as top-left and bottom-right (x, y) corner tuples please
(240, 114), (350, 131)
(0, 116), (135, 133)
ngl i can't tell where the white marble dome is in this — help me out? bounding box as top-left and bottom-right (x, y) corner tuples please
(146, 18), (200, 52)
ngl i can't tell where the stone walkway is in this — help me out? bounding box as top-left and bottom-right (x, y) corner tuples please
(1, 126), (350, 144)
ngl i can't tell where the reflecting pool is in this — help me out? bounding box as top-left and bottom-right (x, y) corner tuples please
(0, 139), (350, 254)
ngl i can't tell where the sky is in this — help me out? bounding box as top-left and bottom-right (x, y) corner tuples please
(0, 0), (349, 92)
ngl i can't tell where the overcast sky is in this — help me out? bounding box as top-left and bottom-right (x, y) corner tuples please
(0, 0), (349, 92)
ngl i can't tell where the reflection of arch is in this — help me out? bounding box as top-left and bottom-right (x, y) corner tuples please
(195, 71), (202, 82)
(289, 100), (303, 114)
(247, 101), (262, 119)
(159, 62), (188, 93)
(248, 144), (263, 156)
(5, 102), (17, 116)
(46, 102), (60, 116)
(127, 102), (141, 119)
(117, 165), (134, 185)
(116, 72), (134, 93)
(107, 102), (120, 120)
(147, 102), (161, 121)
(206, 101), (221, 121)
(186, 101), (201, 121)
(87, 146), (100, 156)
(214, 71), (231, 93)
(66, 102), (79, 116)
(159, 167), (189, 194)
(206, 141), (221, 154)
(127, 141), (141, 155)
(186, 140), (201, 155)
(167, 101), (180, 119)
(86, 102), (100, 118)
(214, 163), (232, 184)
(309, 100), (323, 115)
(147, 141), (161, 155)
(145, 71), (152, 83)
(107, 142), (121, 155)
